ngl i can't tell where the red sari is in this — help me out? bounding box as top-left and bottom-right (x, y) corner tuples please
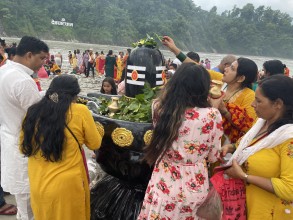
(98, 57), (105, 75)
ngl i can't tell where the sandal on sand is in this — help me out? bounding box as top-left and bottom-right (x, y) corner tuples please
(0, 204), (17, 215)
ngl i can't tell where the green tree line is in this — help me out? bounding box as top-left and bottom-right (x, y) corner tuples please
(0, 0), (293, 58)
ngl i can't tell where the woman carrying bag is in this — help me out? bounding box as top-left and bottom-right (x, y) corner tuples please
(20, 74), (102, 220)
(223, 75), (293, 219)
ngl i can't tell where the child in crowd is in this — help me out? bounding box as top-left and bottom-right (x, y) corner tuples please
(48, 61), (61, 75)
(100, 77), (117, 95)
(165, 62), (177, 80)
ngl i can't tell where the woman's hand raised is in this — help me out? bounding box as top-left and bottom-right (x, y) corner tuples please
(162, 36), (180, 55)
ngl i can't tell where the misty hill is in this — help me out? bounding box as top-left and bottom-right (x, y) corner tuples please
(0, 0), (293, 58)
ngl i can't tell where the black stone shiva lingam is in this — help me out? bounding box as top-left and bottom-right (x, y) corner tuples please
(90, 44), (166, 220)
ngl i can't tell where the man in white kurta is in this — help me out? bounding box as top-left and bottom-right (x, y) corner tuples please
(0, 36), (49, 220)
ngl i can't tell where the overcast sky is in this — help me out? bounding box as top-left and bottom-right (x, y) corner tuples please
(192, 0), (293, 17)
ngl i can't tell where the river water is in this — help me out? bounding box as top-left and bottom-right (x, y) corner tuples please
(4, 37), (293, 74)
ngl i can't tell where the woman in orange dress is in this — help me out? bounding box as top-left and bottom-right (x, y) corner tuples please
(98, 51), (106, 75)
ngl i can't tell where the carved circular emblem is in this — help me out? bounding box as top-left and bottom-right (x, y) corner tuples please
(111, 128), (134, 147)
(131, 70), (138, 81)
(143, 130), (153, 145)
(95, 121), (105, 137)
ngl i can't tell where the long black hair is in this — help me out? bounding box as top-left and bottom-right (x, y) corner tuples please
(258, 74), (293, 133)
(143, 63), (211, 166)
(21, 74), (81, 162)
(236, 57), (258, 89)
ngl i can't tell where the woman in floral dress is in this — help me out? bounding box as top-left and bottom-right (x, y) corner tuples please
(138, 63), (223, 220)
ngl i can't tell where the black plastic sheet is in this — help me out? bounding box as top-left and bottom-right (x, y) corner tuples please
(90, 175), (146, 220)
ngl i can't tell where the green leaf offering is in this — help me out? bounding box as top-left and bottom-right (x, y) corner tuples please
(154, 33), (163, 41)
(97, 83), (160, 123)
(132, 33), (163, 48)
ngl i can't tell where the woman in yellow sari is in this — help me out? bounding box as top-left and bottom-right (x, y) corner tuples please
(162, 36), (257, 145)
(116, 52), (124, 81)
(210, 58), (258, 144)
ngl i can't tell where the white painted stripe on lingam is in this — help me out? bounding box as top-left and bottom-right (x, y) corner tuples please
(156, 81), (164, 85)
(127, 65), (146, 71)
(156, 66), (166, 71)
(156, 74), (163, 78)
(127, 79), (145, 86)
(127, 72), (146, 79)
